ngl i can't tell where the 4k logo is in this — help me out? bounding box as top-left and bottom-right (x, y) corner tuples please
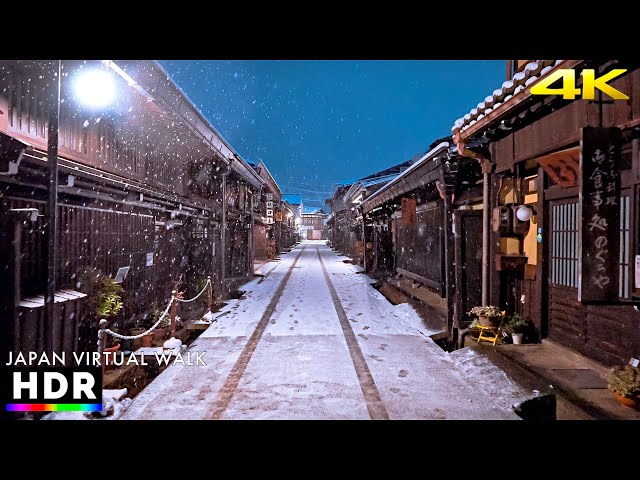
(530, 69), (628, 100)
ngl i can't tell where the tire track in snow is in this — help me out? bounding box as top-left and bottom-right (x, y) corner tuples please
(204, 245), (306, 420)
(316, 246), (389, 420)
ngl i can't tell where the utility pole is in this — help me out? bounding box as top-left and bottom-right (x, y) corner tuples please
(44, 60), (61, 338)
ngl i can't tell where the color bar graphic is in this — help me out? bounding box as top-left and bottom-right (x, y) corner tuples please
(6, 404), (102, 412)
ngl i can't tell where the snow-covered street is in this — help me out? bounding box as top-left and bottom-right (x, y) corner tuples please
(121, 241), (527, 420)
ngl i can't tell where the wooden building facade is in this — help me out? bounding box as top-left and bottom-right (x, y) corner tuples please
(325, 160), (417, 263)
(452, 59), (640, 366)
(360, 141), (484, 333)
(325, 184), (354, 255)
(300, 208), (328, 240)
(251, 160), (296, 261)
(0, 60), (264, 360)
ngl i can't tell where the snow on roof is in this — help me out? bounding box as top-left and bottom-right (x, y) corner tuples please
(359, 174), (399, 187)
(150, 61), (264, 189)
(342, 173), (400, 204)
(302, 207), (327, 215)
(451, 60), (561, 134)
(282, 194), (302, 205)
(361, 141), (450, 208)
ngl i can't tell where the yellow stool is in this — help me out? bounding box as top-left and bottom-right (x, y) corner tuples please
(473, 323), (503, 346)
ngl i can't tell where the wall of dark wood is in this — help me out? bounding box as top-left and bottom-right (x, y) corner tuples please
(488, 68), (640, 365)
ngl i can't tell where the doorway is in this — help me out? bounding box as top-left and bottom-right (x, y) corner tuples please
(454, 209), (483, 327)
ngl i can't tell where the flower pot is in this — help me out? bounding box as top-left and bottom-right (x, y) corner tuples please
(612, 391), (640, 410)
(153, 327), (168, 342)
(104, 344), (120, 371)
(512, 333), (523, 345)
(141, 333), (154, 348)
(479, 315), (501, 327)
(130, 328), (146, 349)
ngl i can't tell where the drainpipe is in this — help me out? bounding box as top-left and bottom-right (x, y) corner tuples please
(453, 129), (492, 307)
(439, 178), (454, 338)
(361, 210), (367, 271)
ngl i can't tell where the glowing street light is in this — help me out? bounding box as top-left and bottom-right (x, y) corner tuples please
(73, 69), (116, 109)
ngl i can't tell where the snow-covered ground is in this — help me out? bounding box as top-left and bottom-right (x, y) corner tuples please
(42, 388), (132, 421)
(118, 241), (533, 420)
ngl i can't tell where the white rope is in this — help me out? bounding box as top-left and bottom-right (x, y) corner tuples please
(103, 296), (174, 340)
(178, 278), (211, 303)
(101, 278), (210, 341)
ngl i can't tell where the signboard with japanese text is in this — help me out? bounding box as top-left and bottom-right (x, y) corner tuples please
(579, 127), (620, 303)
(275, 211), (283, 222)
(537, 147), (580, 188)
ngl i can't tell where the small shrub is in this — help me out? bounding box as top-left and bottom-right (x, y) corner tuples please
(607, 365), (640, 398)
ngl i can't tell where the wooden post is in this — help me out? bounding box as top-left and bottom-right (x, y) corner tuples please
(98, 319), (108, 381)
(170, 290), (178, 337)
(207, 276), (212, 312)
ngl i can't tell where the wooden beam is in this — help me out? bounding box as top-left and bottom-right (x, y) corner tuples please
(397, 268), (441, 293)
(544, 184), (578, 201)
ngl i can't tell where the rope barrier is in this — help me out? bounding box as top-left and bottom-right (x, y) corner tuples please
(178, 278), (211, 303)
(100, 277), (211, 341)
(103, 296), (173, 340)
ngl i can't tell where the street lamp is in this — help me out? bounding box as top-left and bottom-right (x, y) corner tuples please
(73, 68), (116, 109)
(44, 61), (116, 332)
(516, 205), (534, 222)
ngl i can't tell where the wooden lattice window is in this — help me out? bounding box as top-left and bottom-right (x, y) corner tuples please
(551, 196), (631, 298)
(551, 201), (579, 288)
(619, 195), (631, 299)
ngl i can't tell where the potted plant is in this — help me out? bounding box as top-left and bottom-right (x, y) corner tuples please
(505, 314), (530, 344)
(78, 267), (124, 322)
(130, 319), (149, 349)
(95, 277), (123, 367)
(468, 305), (504, 328)
(147, 305), (175, 342)
(135, 307), (158, 347)
(607, 364), (640, 410)
(77, 268), (124, 365)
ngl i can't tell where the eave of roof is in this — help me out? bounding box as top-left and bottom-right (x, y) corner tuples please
(360, 142), (450, 212)
(115, 61), (264, 189)
(256, 160), (283, 197)
(451, 60), (582, 141)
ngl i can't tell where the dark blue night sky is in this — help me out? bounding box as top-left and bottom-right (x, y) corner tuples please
(161, 60), (504, 208)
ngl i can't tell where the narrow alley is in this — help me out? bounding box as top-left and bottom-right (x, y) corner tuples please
(3, 60), (640, 426)
(122, 241), (525, 420)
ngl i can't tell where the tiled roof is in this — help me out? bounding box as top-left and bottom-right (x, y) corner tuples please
(451, 60), (561, 134)
(360, 141), (450, 211)
(302, 207), (327, 215)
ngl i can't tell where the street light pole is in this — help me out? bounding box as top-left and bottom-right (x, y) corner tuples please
(44, 60), (61, 332)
